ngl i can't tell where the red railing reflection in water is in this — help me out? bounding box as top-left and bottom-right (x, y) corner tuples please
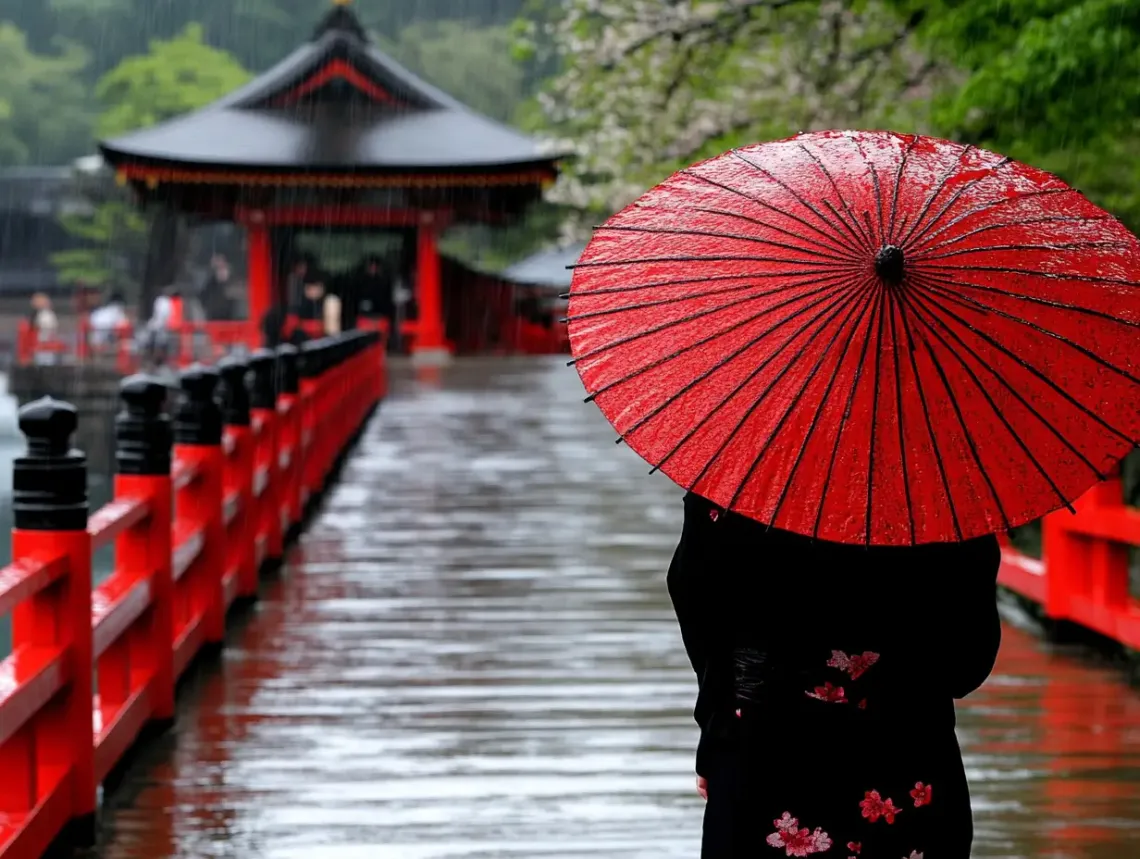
(0, 331), (386, 859)
(999, 471), (1140, 650)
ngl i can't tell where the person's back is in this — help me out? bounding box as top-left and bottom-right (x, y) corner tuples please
(670, 492), (1000, 859)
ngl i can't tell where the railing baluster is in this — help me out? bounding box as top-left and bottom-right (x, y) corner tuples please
(114, 375), (175, 725)
(11, 398), (96, 846)
(173, 366), (226, 649)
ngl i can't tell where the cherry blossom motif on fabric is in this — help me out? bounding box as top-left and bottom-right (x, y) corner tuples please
(805, 681), (847, 703)
(766, 813), (834, 856)
(828, 650), (880, 679)
(805, 651), (879, 704)
(846, 842), (861, 858)
(860, 790), (902, 824)
(910, 782), (932, 807)
(905, 852), (924, 859)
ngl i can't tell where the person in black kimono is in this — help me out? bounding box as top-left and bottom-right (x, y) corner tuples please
(668, 492), (1001, 859)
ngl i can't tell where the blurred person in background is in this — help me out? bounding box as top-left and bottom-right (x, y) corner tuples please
(201, 253), (238, 320)
(88, 290), (130, 348)
(288, 268), (341, 342)
(354, 254), (395, 329)
(28, 291), (60, 365)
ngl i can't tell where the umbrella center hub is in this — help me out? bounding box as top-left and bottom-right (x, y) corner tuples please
(874, 245), (906, 285)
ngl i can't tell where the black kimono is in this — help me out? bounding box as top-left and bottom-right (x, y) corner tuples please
(667, 492), (1001, 859)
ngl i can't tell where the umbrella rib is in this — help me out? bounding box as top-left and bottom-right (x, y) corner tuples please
(905, 282), (1104, 487)
(569, 269), (834, 298)
(730, 151), (869, 254)
(570, 253), (839, 270)
(902, 157), (1012, 250)
(823, 199), (875, 254)
(886, 135), (919, 243)
(645, 281), (868, 474)
(680, 170), (857, 258)
(886, 288), (917, 544)
(894, 302), (966, 541)
(863, 287), (890, 545)
(797, 142), (877, 252)
(615, 278), (858, 434)
(912, 214), (1113, 258)
(572, 269), (852, 367)
(914, 274), (1140, 386)
(765, 279), (880, 534)
(635, 203), (862, 262)
(911, 188), (1078, 252)
(811, 281), (888, 540)
(897, 292), (1013, 531)
(682, 281), (875, 493)
(927, 277), (1140, 330)
(595, 224), (860, 265)
(566, 279), (792, 324)
(915, 239), (1134, 262)
(896, 145), (976, 249)
(585, 274), (854, 400)
(921, 261), (1140, 289)
(899, 286), (1073, 516)
(724, 285), (879, 517)
(851, 135), (887, 245)
(911, 272), (1139, 445)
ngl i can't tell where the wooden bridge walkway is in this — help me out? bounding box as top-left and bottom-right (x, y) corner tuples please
(95, 359), (1140, 859)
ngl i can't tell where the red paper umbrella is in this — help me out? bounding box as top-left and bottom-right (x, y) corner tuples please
(568, 130), (1140, 546)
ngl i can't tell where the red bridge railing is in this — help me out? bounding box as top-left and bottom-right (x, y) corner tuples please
(1000, 473), (1140, 651)
(0, 330), (386, 859)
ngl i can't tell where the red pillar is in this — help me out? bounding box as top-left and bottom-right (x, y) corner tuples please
(413, 215), (451, 362)
(247, 215), (273, 333)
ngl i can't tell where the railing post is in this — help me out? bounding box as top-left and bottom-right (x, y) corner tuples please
(173, 365), (226, 646)
(299, 340), (321, 512)
(115, 375), (175, 724)
(11, 397), (96, 843)
(276, 344), (302, 542)
(219, 355), (257, 601)
(249, 348), (283, 565)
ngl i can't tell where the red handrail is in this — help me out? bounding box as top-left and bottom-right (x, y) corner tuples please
(999, 470), (1140, 649)
(0, 331), (386, 859)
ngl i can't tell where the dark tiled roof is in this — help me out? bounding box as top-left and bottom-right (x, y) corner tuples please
(99, 6), (561, 174)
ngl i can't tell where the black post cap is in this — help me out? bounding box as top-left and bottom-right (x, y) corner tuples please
(174, 364), (223, 446)
(248, 349), (278, 410)
(116, 375), (173, 476)
(299, 339), (322, 378)
(218, 355), (252, 427)
(276, 344), (299, 394)
(14, 397), (88, 531)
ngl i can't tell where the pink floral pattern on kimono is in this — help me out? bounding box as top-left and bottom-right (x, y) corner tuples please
(805, 682), (847, 703)
(904, 852), (924, 859)
(910, 782), (932, 807)
(766, 813), (833, 856)
(827, 650), (880, 680)
(860, 790), (901, 824)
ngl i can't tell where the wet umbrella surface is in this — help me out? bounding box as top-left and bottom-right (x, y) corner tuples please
(96, 360), (1140, 858)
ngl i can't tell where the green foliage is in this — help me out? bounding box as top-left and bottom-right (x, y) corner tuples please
(50, 200), (147, 288)
(883, 0), (1140, 230)
(0, 24), (93, 166)
(377, 22), (527, 124)
(54, 24), (251, 290)
(94, 23), (252, 139)
(529, 0), (943, 229)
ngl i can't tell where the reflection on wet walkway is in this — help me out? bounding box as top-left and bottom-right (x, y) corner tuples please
(98, 358), (1140, 859)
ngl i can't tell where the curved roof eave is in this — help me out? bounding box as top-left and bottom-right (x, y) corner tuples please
(99, 23), (568, 174)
